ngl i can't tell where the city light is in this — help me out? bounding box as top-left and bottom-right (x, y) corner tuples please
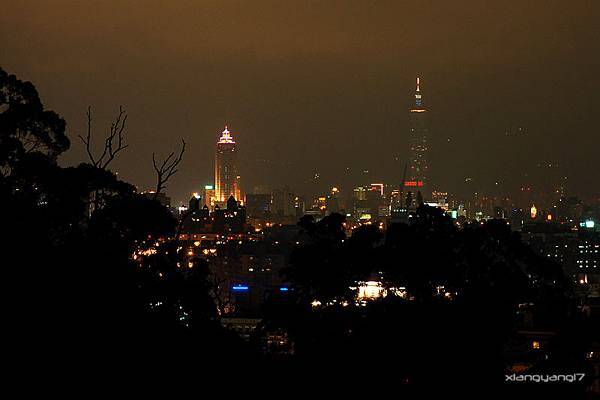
(5, 2), (599, 382)
(217, 125), (235, 144)
(404, 181), (424, 187)
(371, 183), (384, 196)
(357, 281), (384, 299)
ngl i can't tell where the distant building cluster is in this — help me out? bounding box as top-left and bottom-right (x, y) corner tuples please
(181, 193), (246, 235)
(143, 78), (600, 322)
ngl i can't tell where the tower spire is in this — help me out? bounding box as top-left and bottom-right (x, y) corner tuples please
(415, 76), (423, 107)
(218, 124), (235, 143)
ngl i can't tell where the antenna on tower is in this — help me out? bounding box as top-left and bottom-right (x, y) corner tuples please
(414, 77), (423, 107)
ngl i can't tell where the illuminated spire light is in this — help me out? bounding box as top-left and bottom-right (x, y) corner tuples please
(414, 76), (423, 107)
(218, 124), (235, 144)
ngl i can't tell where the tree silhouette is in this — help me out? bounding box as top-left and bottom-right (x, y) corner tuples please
(276, 205), (575, 387)
(78, 106), (128, 170)
(1, 67), (246, 369)
(152, 139), (186, 197)
(0, 67), (69, 176)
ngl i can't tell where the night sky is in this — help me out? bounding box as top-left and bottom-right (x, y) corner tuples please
(2, 1), (599, 204)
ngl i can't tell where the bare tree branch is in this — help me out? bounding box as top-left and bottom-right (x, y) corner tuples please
(78, 106), (128, 169)
(152, 139), (186, 197)
(99, 106), (128, 169)
(77, 107), (96, 166)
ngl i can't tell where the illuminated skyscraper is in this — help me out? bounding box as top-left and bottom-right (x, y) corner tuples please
(404, 77), (429, 192)
(215, 125), (241, 204)
(204, 184), (215, 207)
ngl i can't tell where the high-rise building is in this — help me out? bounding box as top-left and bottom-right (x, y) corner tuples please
(366, 186), (383, 219)
(404, 77), (429, 193)
(189, 192), (202, 211)
(215, 125), (241, 204)
(326, 187), (340, 214)
(204, 184), (216, 207)
(352, 186), (370, 219)
(245, 193), (272, 218)
(272, 186), (296, 217)
(353, 186), (368, 201)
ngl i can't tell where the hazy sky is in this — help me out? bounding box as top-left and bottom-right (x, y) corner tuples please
(2, 1), (599, 204)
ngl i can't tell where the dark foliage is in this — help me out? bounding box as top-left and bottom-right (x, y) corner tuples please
(1, 67), (247, 374)
(275, 207), (588, 391)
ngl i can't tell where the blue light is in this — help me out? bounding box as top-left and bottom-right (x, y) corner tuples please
(580, 220), (596, 229)
(232, 285), (249, 291)
(585, 220), (595, 229)
(279, 287), (289, 292)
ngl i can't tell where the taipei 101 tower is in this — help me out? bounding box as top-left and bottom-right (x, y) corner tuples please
(404, 77), (429, 195)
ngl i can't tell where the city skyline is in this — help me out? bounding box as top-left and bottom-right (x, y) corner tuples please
(3, 2), (599, 391)
(2, 1), (599, 205)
